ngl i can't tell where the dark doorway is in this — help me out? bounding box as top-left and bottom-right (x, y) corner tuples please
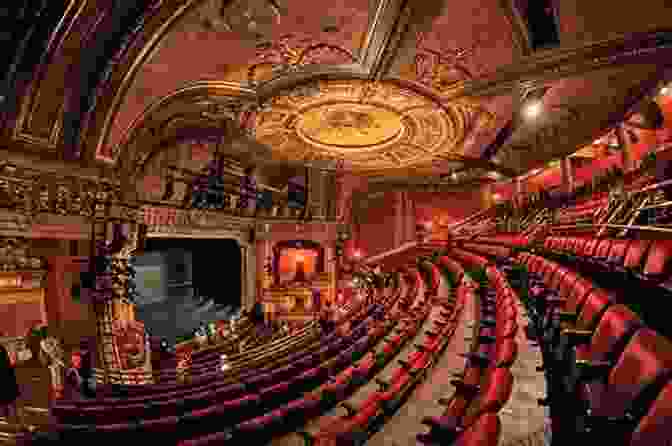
(132, 238), (242, 343)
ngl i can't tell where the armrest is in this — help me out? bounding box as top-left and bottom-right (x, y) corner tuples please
(338, 402), (358, 417)
(575, 359), (613, 380)
(398, 359), (411, 369)
(478, 334), (496, 344)
(296, 431), (315, 446)
(450, 379), (480, 396)
(558, 311), (578, 323)
(480, 318), (496, 327)
(561, 328), (593, 346)
(546, 296), (567, 306)
(421, 415), (460, 432)
(375, 377), (389, 390)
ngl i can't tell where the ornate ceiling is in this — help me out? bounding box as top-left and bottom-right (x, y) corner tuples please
(3, 0), (672, 190)
(251, 79), (494, 176)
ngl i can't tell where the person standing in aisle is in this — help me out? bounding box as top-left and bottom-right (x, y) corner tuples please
(0, 343), (20, 424)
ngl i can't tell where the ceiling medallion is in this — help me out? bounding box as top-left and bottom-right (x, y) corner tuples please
(296, 103), (405, 150)
(253, 80), (483, 175)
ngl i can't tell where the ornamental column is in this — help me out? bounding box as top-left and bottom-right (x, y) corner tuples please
(393, 192), (404, 248)
(561, 157), (575, 195)
(88, 176), (152, 385)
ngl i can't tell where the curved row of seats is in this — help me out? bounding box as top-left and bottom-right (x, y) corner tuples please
(415, 254), (521, 446)
(306, 263), (463, 444)
(471, 235), (530, 248)
(543, 236), (672, 288)
(205, 274), (433, 445)
(54, 291), (399, 424)
(461, 242), (512, 261)
(50, 274), (417, 443)
(555, 196), (609, 225)
(505, 247), (672, 445)
(57, 287), (381, 408)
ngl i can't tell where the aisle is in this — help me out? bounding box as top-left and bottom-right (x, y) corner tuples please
(497, 301), (547, 446)
(366, 276), (476, 446)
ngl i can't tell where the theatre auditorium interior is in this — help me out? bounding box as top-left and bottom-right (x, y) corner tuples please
(4, 1), (672, 446)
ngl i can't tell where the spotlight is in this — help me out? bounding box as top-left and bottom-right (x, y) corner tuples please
(520, 86), (549, 120)
(660, 86), (670, 96)
(523, 100), (543, 119)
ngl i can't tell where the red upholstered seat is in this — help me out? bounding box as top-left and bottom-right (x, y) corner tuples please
(630, 381), (672, 446)
(567, 278), (596, 314)
(642, 240), (672, 278)
(559, 272), (580, 300)
(550, 267), (569, 290)
(573, 305), (643, 363)
(607, 240), (631, 265)
(494, 337), (518, 368)
(454, 413), (501, 446)
(582, 238), (600, 257)
(574, 290), (615, 331)
(594, 239), (613, 259)
(624, 240), (652, 270)
(581, 329), (672, 419)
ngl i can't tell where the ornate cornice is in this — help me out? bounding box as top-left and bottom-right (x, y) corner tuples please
(498, 0), (533, 58)
(435, 29), (672, 100)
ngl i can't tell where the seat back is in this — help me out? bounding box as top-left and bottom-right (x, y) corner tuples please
(589, 305), (644, 363)
(607, 329), (672, 417)
(608, 240), (631, 264)
(574, 238), (588, 254)
(567, 278), (596, 313)
(643, 240), (672, 277)
(624, 240), (653, 270)
(464, 369), (513, 427)
(550, 267), (568, 290)
(494, 338), (518, 368)
(595, 239), (613, 258)
(576, 290), (614, 331)
(455, 413), (501, 446)
(583, 238), (600, 257)
(629, 381), (672, 446)
(560, 272), (580, 299)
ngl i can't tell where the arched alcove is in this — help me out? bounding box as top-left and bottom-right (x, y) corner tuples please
(272, 240), (325, 285)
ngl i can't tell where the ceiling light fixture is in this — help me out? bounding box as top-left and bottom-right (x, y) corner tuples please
(520, 85), (549, 120)
(523, 100), (543, 119)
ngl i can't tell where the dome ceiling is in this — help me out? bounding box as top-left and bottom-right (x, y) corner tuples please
(251, 79), (493, 175)
(4, 0), (672, 188)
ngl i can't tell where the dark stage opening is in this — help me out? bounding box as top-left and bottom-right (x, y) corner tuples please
(131, 238), (242, 343)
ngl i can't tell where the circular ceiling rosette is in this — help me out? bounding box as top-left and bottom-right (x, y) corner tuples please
(252, 79), (489, 175)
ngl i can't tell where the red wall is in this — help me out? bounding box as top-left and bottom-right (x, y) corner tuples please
(411, 189), (485, 225)
(357, 192), (398, 257)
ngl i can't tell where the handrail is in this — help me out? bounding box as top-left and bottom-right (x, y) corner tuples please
(363, 242), (418, 264)
(446, 207), (494, 231)
(550, 222), (672, 234)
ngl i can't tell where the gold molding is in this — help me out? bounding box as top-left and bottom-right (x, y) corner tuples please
(94, 0), (202, 161)
(499, 0), (533, 58)
(12, 0), (87, 150)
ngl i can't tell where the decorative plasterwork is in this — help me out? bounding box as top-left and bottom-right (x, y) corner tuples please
(251, 79), (494, 175)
